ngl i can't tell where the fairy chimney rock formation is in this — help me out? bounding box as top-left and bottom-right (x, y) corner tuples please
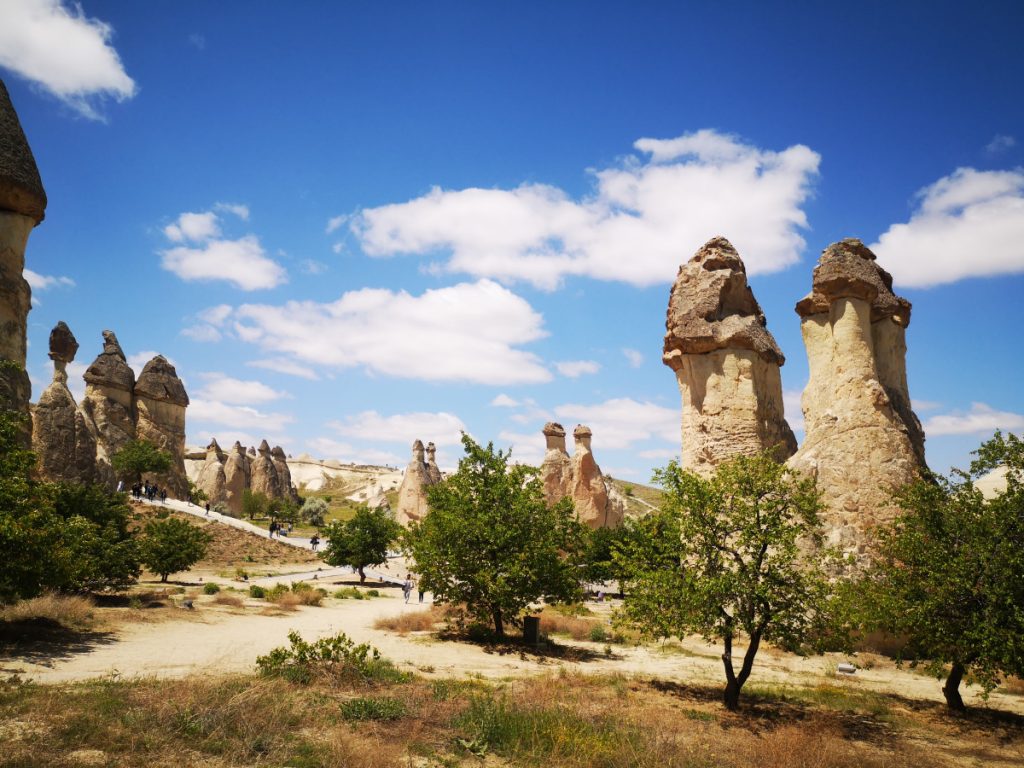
(250, 439), (283, 500)
(540, 422), (573, 507)
(134, 355), (190, 497)
(196, 438), (228, 506)
(31, 322), (97, 483)
(570, 425), (624, 529)
(425, 442), (442, 484)
(223, 440), (251, 515)
(395, 439), (436, 526)
(789, 238), (926, 556)
(0, 78), (46, 423)
(81, 331), (137, 480)
(663, 237), (797, 474)
(271, 444), (299, 502)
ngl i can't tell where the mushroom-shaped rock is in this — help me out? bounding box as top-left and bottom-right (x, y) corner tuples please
(395, 439), (437, 527)
(663, 237), (796, 474)
(425, 441), (442, 484)
(133, 355), (190, 498)
(569, 425), (623, 529)
(540, 422), (573, 508)
(223, 441), (251, 515)
(250, 439), (283, 500)
(0, 78), (46, 423)
(80, 331), (138, 486)
(788, 238), (926, 562)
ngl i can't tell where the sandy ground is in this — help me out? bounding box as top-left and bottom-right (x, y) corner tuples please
(3, 592), (1022, 717)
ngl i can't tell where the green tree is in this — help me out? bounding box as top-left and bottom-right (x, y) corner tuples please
(857, 431), (1024, 710)
(617, 452), (830, 710)
(405, 434), (586, 638)
(111, 439), (172, 484)
(580, 524), (629, 585)
(322, 506), (400, 583)
(138, 517), (211, 582)
(241, 488), (269, 520)
(300, 496), (329, 527)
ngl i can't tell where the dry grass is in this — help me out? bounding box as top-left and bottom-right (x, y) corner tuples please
(373, 605), (446, 634)
(0, 594), (95, 630)
(539, 607), (601, 640)
(211, 593), (244, 608)
(1002, 677), (1024, 696)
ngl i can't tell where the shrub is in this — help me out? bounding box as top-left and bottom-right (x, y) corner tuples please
(213, 593), (244, 608)
(589, 624), (609, 643)
(367, 589), (380, 597)
(202, 583), (220, 595)
(256, 630), (410, 685)
(339, 696), (407, 721)
(333, 587), (366, 600)
(249, 585), (266, 599)
(0, 593), (95, 630)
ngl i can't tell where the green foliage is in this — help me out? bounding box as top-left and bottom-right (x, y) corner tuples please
(300, 496), (329, 527)
(580, 525), (629, 584)
(273, 498), (300, 525)
(248, 584), (266, 598)
(339, 696), (407, 721)
(322, 506), (401, 583)
(110, 440), (172, 483)
(856, 431), (1024, 710)
(241, 489), (270, 520)
(202, 582), (220, 595)
(617, 452), (830, 710)
(138, 517), (211, 582)
(405, 433), (586, 637)
(256, 630), (409, 685)
(333, 587), (367, 600)
(187, 480), (208, 506)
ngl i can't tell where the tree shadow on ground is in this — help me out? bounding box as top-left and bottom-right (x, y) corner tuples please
(0, 618), (118, 669)
(435, 628), (618, 663)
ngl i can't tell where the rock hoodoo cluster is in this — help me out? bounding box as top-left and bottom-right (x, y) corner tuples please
(192, 437), (299, 516)
(394, 439), (441, 527)
(788, 239), (926, 554)
(663, 237), (797, 474)
(0, 78), (46, 431)
(664, 236), (927, 561)
(540, 423), (625, 529)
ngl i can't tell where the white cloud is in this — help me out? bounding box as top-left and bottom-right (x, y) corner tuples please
(247, 358), (320, 381)
(301, 259), (328, 275)
(127, 350), (177, 374)
(181, 303), (233, 342)
(326, 214), (348, 234)
(911, 398), (942, 412)
(164, 211), (220, 242)
(498, 429), (546, 466)
(0, 0), (136, 120)
(232, 279), (551, 385)
(181, 324), (222, 342)
(553, 397), (680, 450)
(491, 393), (520, 408)
(306, 437), (403, 467)
(638, 447), (681, 461)
(330, 410), (466, 447)
(215, 202), (249, 220)
(783, 389), (805, 433)
(872, 168), (1024, 287)
(555, 360), (600, 378)
(332, 242), (344, 255)
(622, 348), (644, 368)
(195, 372), (290, 405)
(923, 402), (1024, 436)
(986, 134), (1016, 154)
(189, 398), (294, 435)
(24, 268), (75, 290)
(162, 234), (287, 290)
(353, 129), (819, 289)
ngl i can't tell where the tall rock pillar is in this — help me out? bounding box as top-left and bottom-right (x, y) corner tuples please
(196, 438), (228, 506)
(134, 355), (190, 497)
(81, 331), (137, 486)
(663, 237), (796, 475)
(271, 445), (298, 503)
(395, 439), (436, 527)
(250, 439), (283, 500)
(223, 440), (251, 515)
(789, 239), (926, 557)
(539, 422), (572, 507)
(0, 78), (47, 430)
(425, 442), (442, 485)
(570, 425), (624, 529)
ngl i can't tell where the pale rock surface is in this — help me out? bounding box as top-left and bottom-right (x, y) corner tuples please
(788, 238), (926, 558)
(425, 442), (442, 484)
(394, 439), (436, 527)
(134, 355), (190, 497)
(249, 439), (283, 500)
(569, 425), (625, 529)
(31, 322), (97, 483)
(663, 237), (796, 474)
(81, 331), (137, 485)
(195, 438), (227, 506)
(540, 422), (573, 507)
(271, 445), (299, 503)
(223, 441), (251, 515)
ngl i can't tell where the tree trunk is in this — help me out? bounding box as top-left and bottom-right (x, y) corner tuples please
(721, 632), (739, 710)
(943, 661), (966, 711)
(492, 606), (504, 638)
(358, 566), (366, 584)
(160, 573), (168, 583)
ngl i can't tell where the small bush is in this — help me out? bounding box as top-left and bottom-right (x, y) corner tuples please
(249, 585), (266, 599)
(367, 589), (380, 597)
(256, 630), (410, 685)
(202, 583), (220, 595)
(333, 587), (366, 600)
(589, 624), (609, 643)
(339, 696), (407, 721)
(213, 594), (244, 608)
(374, 606), (443, 634)
(0, 594), (95, 630)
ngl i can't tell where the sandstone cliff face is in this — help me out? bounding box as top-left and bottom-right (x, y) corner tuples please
(271, 445), (299, 503)
(789, 239), (926, 556)
(81, 331), (137, 482)
(196, 438), (228, 506)
(250, 439), (283, 500)
(394, 439), (437, 526)
(134, 355), (190, 497)
(0, 78), (46, 426)
(663, 237), (796, 474)
(425, 442), (442, 485)
(540, 422), (573, 507)
(31, 322), (97, 483)
(223, 441), (251, 515)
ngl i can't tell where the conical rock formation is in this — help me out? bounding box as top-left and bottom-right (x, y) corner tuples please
(81, 331), (137, 482)
(223, 441), (251, 515)
(271, 445), (299, 503)
(570, 425), (624, 529)
(196, 438), (228, 506)
(134, 355), (190, 497)
(395, 439), (436, 526)
(250, 439), (283, 499)
(663, 237), (796, 474)
(425, 442), (442, 485)
(540, 422), (573, 507)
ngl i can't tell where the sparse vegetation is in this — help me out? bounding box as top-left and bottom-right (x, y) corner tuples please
(321, 505), (401, 583)
(256, 630), (409, 685)
(111, 439), (172, 484)
(138, 516), (212, 582)
(374, 605), (446, 634)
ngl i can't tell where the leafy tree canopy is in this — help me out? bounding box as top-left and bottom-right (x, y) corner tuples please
(405, 433), (586, 638)
(111, 439), (172, 483)
(300, 496), (329, 527)
(322, 506), (400, 583)
(617, 452), (830, 710)
(242, 488), (270, 520)
(138, 516), (211, 582)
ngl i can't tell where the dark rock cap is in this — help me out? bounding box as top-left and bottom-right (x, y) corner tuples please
(542, 422), (566, 437)
(663, 237), (786, 370)
(271, 445), (287, 459)
(795, 238), (912, 326)
(573, 424), (592, 439)
(48, 321), (78, 364)
(84, 331), (136, 392)
(0, 79), (46, 223)
(258, 439), (272, 455)
(134, 355), (189, 406)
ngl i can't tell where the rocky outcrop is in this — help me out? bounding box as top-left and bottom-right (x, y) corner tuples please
(271, 444), (299, 503)
(394, 439), (437, 526)
(425, 442), (442, 485)
(250, 439), (283, 500)
(196, 438), (227, 506)
(0, 78), (46, 427)
(81, 330), (138, 485)
(540, 422), (573, 507)
(223, 441), (251, 515)
(663, 237), (797, 474)
(789, 239), (926, 558)
(31, 322), (97, 483)
(134, 355), (190, 497)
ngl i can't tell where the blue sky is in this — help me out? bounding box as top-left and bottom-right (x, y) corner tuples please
(3, 0), (1023, 480)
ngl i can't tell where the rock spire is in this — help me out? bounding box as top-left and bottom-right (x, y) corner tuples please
(196, 438), (228, 506)
(425, 442), (442, 485)
(223, 441), (251, 515)
(250, 439), (283, 499)
(540, 422), (573, 507)
(663, 237), (796, 474)
(539, 423), (624, 529)
(81, 331), (137, 483)
(394, 439), (439, 526)
(133, 355), (190, 497)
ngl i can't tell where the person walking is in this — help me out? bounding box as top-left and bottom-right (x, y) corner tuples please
(310, 534), (320, 552)
(402, 574), (413, 604)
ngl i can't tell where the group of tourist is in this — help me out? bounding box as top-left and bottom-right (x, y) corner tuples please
(402, 574), (425, 604)
(267, 520), (294, 539)
(130, 482), (167, 503)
